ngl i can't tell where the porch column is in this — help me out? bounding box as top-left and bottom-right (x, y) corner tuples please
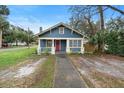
(37, 38), (41, 55)
(81, 39), (84, 54)
(51, 39), (55, 54)
(66, 39), (70, 53)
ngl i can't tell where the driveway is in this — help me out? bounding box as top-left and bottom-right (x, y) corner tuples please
(69, 55), (124, 88)
(54, 54), (87, 88)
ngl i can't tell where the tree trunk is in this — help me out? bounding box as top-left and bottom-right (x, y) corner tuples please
(0, 30), (2, 48)
(27, 42), (29, 48)
(98, 6), (105, 30)
(15, 39), (18, 46)
(97, 6), (105, 53)
(98, 41), (102, 53)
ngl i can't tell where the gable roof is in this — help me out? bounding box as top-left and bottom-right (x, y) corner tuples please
(38, 22), (84, 37)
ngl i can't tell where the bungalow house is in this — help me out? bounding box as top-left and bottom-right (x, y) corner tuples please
(37, 22), (85, 54)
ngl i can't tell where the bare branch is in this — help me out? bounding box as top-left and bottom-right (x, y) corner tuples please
(106, 5), (124, 15)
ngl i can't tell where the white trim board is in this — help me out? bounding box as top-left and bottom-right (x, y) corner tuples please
(39, 38), (83, 40)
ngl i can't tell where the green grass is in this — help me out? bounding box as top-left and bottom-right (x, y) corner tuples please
(32, 55), (55, 88)
(0, 47), (36, 70)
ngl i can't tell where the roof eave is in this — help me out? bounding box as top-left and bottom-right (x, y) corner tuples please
(38, 22), (84, 37)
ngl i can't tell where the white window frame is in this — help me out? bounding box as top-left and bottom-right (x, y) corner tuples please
(46, 40), (52, 48)
(69, 40), (81, 48)
(59, 27), (64, 34)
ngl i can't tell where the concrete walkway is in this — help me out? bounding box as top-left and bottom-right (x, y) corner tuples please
(54, 54), (86, 88)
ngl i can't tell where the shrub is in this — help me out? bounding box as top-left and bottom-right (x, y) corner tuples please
(89, 30), (124, 56)
(105, 31), (119, 55)
(43, 48), (50, 55)
(118, 30), (124, 56)
(105, 30), (124, 56)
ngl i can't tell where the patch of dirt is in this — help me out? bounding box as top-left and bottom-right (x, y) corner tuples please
(102, 54), (124, 61)
(81, 56), (124, 79)
(0, 57), (46, 88)
(69, 55), (124, 88)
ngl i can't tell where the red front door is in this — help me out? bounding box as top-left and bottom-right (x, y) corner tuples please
(55, 40), (60, 51)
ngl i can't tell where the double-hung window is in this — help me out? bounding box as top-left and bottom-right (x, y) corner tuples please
(46, 40), (52, 47)
(59, 27), (64, 34)
(73, 40), (77, 47)
(78, 40), (81, 47)
(69, 40), (81, 48)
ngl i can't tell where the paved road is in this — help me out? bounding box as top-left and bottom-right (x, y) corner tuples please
(0, 46), (36, 52)
(54, 54), (86, 88)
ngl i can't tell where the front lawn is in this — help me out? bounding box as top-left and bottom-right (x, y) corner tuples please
(0, 47), (56, 88)
(0, 47), (36, 70)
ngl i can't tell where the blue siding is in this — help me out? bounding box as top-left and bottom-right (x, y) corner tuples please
(39, 27), (83, 38)
(40, 39), (46, 47)
(61, 40), (66, 51)
(70, 48), (81, 53)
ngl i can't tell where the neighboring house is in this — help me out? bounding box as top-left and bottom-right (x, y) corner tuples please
(8, 41), (27, 46)
(37, 22), (85, 54)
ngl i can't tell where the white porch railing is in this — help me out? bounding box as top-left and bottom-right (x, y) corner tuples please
(37, 47), (55, 55)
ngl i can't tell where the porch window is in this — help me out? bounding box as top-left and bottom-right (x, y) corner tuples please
(46, 40), (52, 47)
(69, 40), (81, 48)
(70, 40), (73, 47)
(78, 40), (81, 47)
(73, 40), (77, 47)
(59, 27), (64, 34)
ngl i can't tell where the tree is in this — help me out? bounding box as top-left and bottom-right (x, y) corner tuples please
(106, 16), (124, 31)
(22, 29), (34, 46)
(98, 6), (105, 30)
(69, 5), (106, 52)
(69, 5), (124, 53)
(69, 6), (97, 36)
(118, 30), (124, 56)
(0, 5), (9, 48)
(106, 5), (124, 15)
(90, 30), (108, 53)
(69, 17), (92, 37)
(105, 31), (119, 54)
(4, 24), (35, 47)
(0, 5), (9, 16)
(97, 6), (105, 52)
(0, 16), (9, 48)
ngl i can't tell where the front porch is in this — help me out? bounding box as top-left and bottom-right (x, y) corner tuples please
(37, 38), (84, 55)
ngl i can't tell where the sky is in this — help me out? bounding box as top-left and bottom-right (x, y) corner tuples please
(7, 5), (124, 34)
(8, 5), (71, 34)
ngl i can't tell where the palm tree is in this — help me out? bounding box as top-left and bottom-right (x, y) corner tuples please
(0, 5), (9, 48)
